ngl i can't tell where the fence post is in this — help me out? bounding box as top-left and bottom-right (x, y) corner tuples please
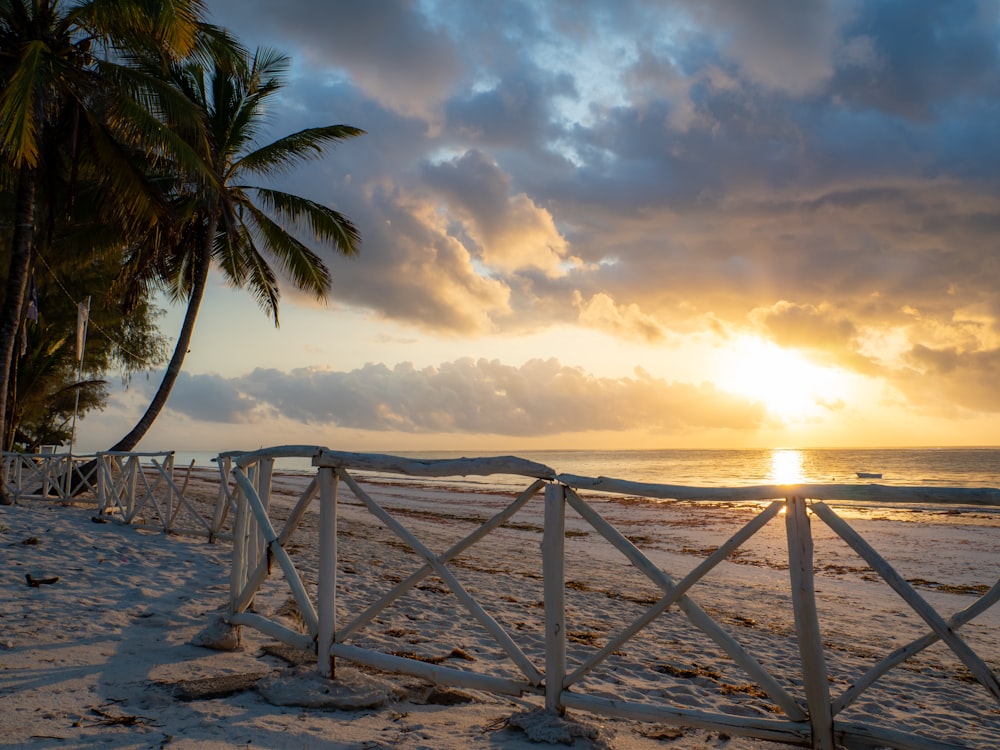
(96, 455), (108, 512)
(230, 472), (251, 613)
(255, 457), (274, 571)
(211, 455), (233, 539)
(125, 456), (138, 520)
(317, 466), (338, 678)
(785, 496), (834, 750)
(163, 453), (176, 532)
(543, 482), (567, 713)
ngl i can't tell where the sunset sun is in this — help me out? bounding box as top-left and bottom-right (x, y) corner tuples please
(714, 336), (850, 423)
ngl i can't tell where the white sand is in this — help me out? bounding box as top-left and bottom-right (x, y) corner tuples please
(1, 468), (998, 749)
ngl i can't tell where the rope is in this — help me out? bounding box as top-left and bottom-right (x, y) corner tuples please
(33, 251), (160, 365)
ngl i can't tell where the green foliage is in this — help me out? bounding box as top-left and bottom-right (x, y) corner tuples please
(1, 245), (169, 450)
(0, 4), (362, 456)
(122, 45), (363, 324)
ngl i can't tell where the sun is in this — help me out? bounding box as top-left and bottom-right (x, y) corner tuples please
(713, 336), (849, 423)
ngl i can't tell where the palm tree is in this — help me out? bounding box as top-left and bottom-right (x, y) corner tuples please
(0, 0), (210, 503)
(108, 46), (362, 452)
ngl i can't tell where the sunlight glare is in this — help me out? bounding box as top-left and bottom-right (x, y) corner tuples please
(714, 336), (850, 423)
(770, 449), (804, 484)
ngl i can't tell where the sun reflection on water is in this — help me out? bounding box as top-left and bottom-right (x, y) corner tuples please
(771, 449), (805, 484)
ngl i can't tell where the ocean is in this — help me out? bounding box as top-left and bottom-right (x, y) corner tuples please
(169, 446), (1000, 491)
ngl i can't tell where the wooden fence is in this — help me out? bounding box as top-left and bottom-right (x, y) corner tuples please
(5, 445), (995, 747)
(2, 450), (97, 501)
(1, 449), (228, 540)
(220, 445), (999, 750)
(94, 450), (215, 537)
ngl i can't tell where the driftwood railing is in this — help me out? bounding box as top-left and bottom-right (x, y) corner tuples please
(94, 451), (211, 538)
(2, 450), (97, 501)
(2, 449), (234, 539)
(219, 445), (999, 750)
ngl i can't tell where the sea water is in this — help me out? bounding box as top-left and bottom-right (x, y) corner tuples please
(168, 446), (1000, 491)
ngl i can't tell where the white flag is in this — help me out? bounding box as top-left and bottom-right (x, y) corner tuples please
(76, 297), (90, 363)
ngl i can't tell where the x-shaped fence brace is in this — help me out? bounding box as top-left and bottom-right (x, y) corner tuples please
(96, 451), (206, 537)
(1, 451), (94, 500)
(219, 448), (999, 750)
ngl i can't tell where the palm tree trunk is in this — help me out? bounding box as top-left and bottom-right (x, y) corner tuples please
(111, 220), (217, 452)
(0, 166), (37, 504)
(68, 220), (217, 496)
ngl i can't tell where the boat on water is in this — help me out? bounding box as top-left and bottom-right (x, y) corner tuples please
(856, 471), (883, 479)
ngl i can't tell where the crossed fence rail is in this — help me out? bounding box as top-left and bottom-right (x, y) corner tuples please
(2, 450), (221, 539)
(219, 445), (1000, 750)
(94, 451), (212, 538)
(5, 445), (997, 747)
(2, 450), (97, 501)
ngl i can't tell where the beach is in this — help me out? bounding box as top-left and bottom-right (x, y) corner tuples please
(1, 464), (998, 749)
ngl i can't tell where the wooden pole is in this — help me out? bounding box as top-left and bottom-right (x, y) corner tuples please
(96, 453), (108, 513)
(785, 496), (834, 750)
(68, 296), (89, 464)
(211, 454), (234, 538)
(317, 466), (338, 678)
(543, 483), (567, 713)
(230, 478), (250, 613)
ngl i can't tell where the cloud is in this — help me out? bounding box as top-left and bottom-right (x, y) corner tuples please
(574, 291), (665, 343)
(296, 180), (514, 335)
(196, 1), (1000, 424)
(148, 373), (262, 423)
(150, 359), (767, 436)
(749, 300), (880, 374)
(897, 345), (1000, 414)
(682, 0), (857, 95)
(208, 0), (465, 122)
(421, 150), (572, 276)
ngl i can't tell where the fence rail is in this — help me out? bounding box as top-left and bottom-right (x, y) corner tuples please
(2, 450), (231, 540)
(2, 451), (97, 501)
(217, 445), (999, 750)
(5, 445), (995, 747)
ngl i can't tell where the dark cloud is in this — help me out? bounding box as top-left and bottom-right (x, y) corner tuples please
(208, 0), (465, 119)
(161, 373), (262, 423)
(898, 345), (1000, 414)
(201, 1), (1000, 419)
(154, 359), (768, 436)
(829, 0), (1000, 120)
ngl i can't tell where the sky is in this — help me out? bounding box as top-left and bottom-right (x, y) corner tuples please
(79, 0), (1000, 455)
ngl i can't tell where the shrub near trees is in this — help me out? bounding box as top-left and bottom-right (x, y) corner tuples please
(0, 1), (363, 502)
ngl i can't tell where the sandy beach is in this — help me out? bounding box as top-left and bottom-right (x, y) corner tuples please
(1, 466), (998, 749)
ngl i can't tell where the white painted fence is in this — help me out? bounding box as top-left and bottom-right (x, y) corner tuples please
(2, 450), (97, 501)
(2, 449), (240, 542)
(93, 451), (215, 538)
(220, 445), (1000, 750)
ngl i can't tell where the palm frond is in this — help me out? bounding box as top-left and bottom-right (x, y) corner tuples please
(0, 38), (46, 167)
(99, 58), (212, 159)
(213, 222), (281, 322)
(241, 199), (332, 299)
(82, 0), (206, 60)
(188, 23), (247, 73)
(250, 186), (361, 257)
(234, 125), (365, 178)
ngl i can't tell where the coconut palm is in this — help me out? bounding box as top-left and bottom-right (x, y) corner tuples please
(108, 46), (362, 452)
(0, 0), (210, 503)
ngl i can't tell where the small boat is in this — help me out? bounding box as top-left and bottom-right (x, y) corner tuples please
(856, 471), (882, 479)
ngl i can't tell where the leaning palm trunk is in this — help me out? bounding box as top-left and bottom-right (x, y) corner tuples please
(0, 168), (37, 504)
(111, 224), (214, 452)
(69, 221), (216, 494)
